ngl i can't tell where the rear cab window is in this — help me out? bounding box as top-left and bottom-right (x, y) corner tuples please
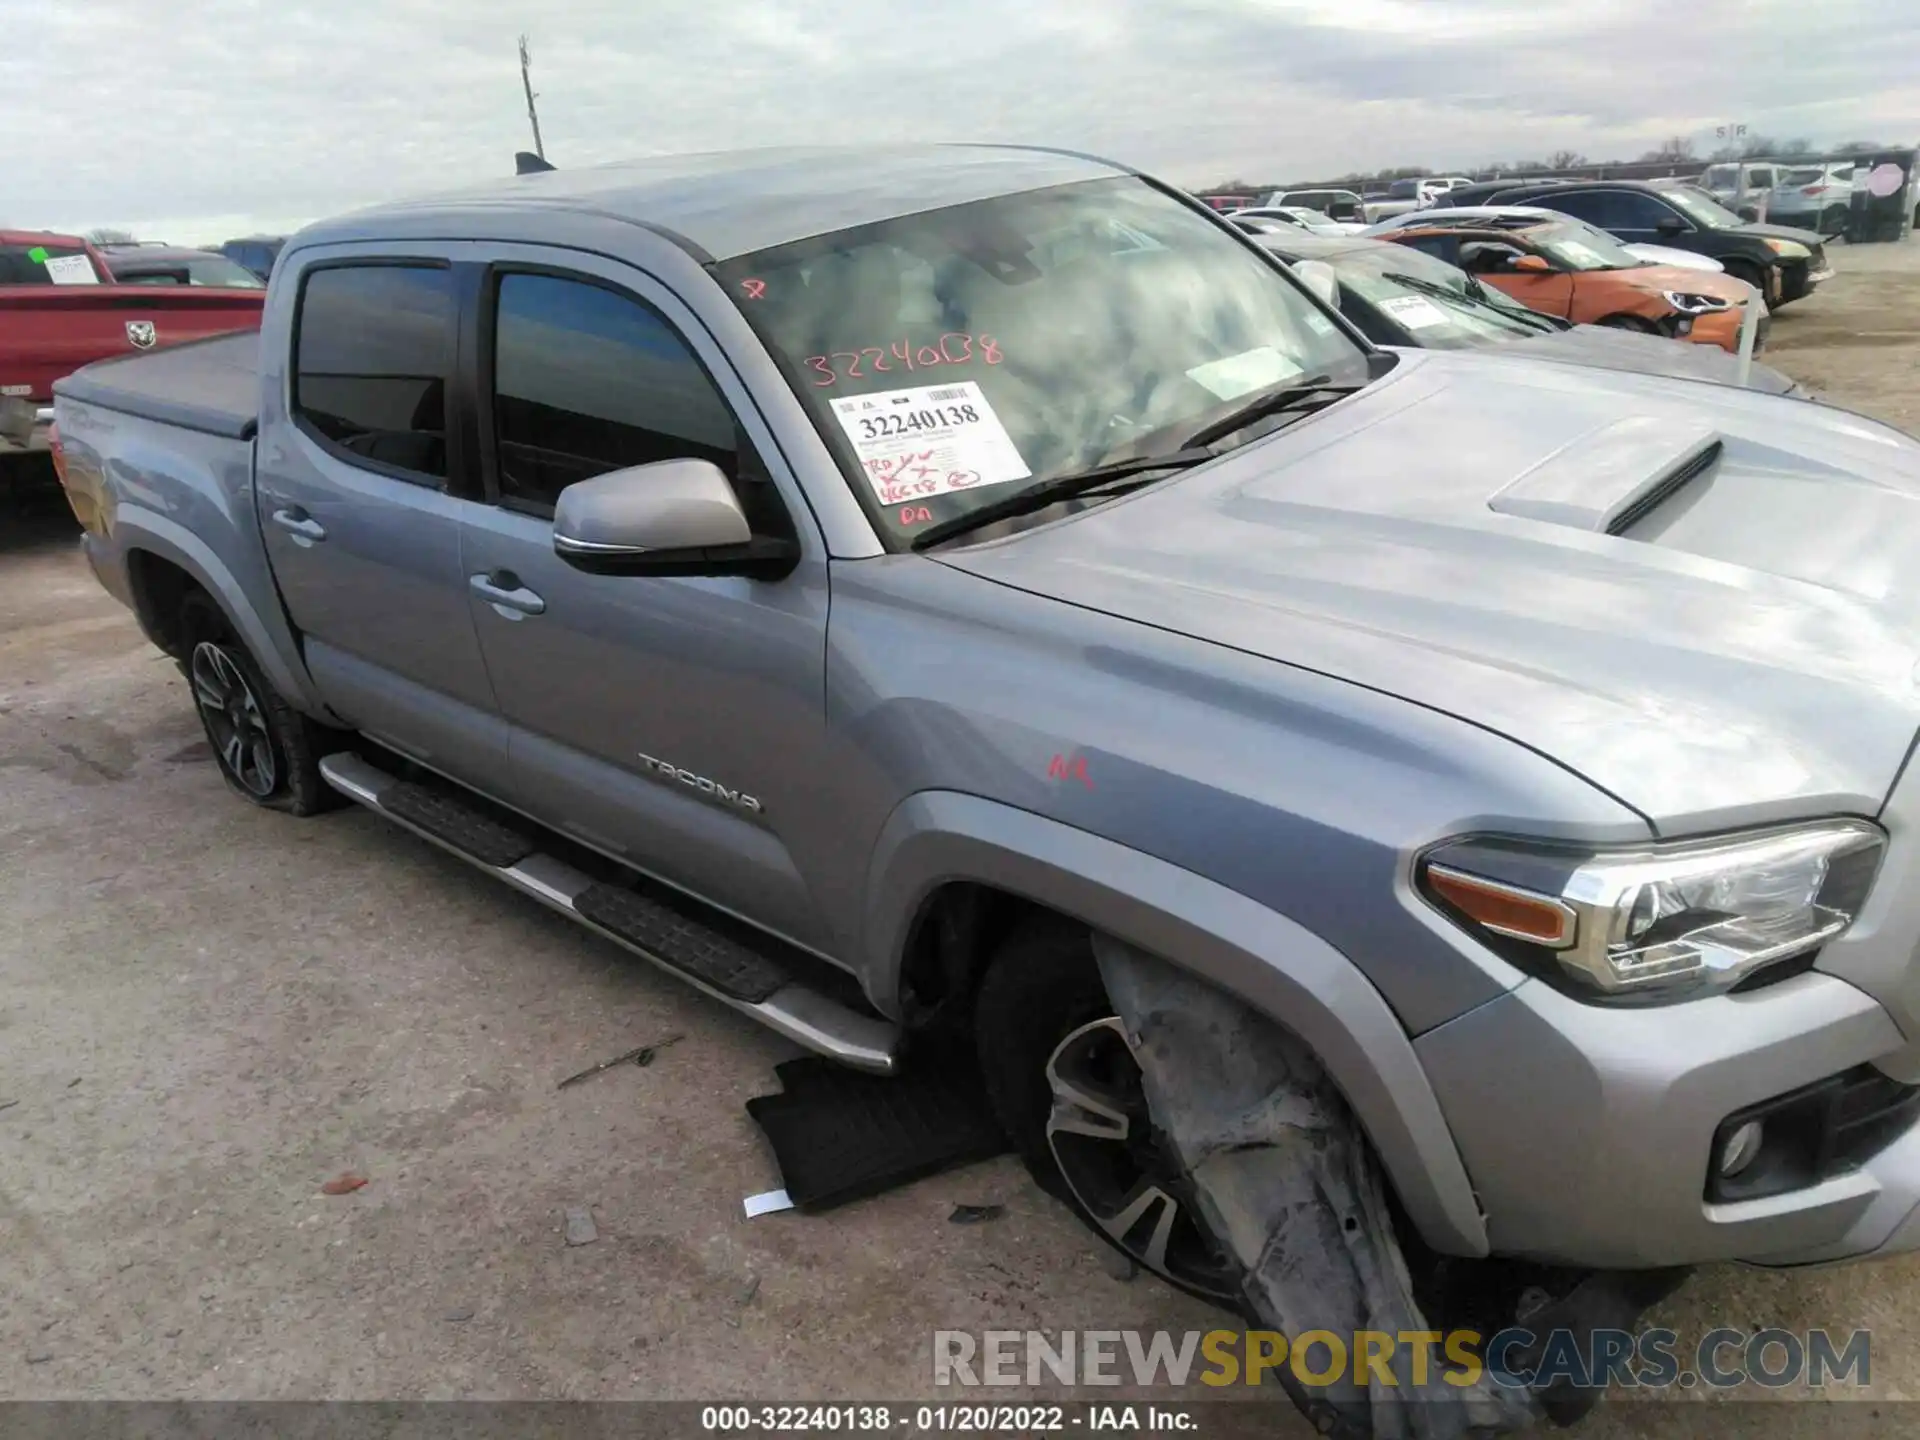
(0, 243), (100, 285)
(292, 263), (456, 483)
(712, 176), (1371, 547)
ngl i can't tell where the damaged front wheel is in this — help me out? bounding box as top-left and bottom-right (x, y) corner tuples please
(974, 923), (1247, 1310)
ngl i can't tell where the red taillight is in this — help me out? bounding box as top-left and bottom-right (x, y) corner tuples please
(1802, 184), (1828, 195)
(48, 421), (67, 486)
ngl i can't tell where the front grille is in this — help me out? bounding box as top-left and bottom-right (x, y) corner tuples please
(1708, 1065), (1920, 1202)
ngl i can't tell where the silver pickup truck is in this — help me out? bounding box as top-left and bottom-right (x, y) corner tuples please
(50, 143), (1920, 1422)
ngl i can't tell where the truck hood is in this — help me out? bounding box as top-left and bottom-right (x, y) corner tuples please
(939, 349), (1920, 830)
(1499, 325), (1798, 395)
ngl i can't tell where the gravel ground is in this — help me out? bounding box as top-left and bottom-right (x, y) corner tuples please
(3, 236), (1920, 1435)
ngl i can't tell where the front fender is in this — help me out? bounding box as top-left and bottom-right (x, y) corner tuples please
(860, 790), (1490, 1258)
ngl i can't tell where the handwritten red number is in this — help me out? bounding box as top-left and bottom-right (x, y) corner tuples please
(863, 346), (889, 372)
(892, 339), (914, 371)
(1047, 753), (1093, 789)
(946, 470), (982, 489)
(740, 278), (767, 300)
(829, 351), (859, 380)
(805, 355), (835, 387)
(980, 335), (1003, 364)
(917, 345), (942, 367)
(939, 333), (973, 364)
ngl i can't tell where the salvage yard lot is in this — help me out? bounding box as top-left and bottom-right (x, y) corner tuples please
(2, 238), (1918, 1432)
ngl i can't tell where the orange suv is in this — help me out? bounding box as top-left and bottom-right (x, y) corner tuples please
(1381, 219), (1762, 352)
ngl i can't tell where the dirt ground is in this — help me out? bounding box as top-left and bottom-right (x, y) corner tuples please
(3, 237), (1920, 1435)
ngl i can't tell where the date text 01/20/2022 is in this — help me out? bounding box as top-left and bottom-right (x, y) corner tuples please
(699, 1405), (1195, 1431)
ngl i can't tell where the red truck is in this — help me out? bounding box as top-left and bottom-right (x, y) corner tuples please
(1, 230), (264, 472)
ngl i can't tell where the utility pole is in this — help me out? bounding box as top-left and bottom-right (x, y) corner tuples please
(519, 34), (545, 161)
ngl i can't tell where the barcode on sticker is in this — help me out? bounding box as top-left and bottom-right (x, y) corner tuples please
(927, 387), (971, 402)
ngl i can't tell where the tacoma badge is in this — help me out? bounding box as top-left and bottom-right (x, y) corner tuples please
(635, 752), (763, 815)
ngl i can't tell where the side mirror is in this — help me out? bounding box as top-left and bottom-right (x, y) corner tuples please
(552, 458), (797, 578)
(1510, 254), (1553, 273)
(1655, 215), (1687, 236)
(1293, 259), (1341, 309)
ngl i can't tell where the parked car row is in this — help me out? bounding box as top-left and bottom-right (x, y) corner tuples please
(1426, 177), (1832, 307)
(1254, 229), (1798, 394)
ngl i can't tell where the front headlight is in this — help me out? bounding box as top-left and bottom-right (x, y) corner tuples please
(1662, 290), (1733, 314)
(1419, 820), (1885, 1002)
(1763, 238), (1811, 259)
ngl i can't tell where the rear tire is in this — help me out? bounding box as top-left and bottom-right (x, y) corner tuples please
(1822, 204), (1847, 236)
(178, 592), (345, 816)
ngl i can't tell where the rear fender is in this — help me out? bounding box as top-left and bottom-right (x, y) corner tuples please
(860, 790), (1490, 1257)
(62, 405), (336, 721)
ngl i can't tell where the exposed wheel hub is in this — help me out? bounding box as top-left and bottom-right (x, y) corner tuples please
(190, 641), (278, 798)
(1045, 1016), (1240, 1303)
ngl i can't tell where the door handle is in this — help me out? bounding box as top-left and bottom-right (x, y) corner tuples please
(270, 507), (327, 545)
(469, 570), (546, 619)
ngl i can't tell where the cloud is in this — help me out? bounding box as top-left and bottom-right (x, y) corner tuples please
(2, 0), (1913, 239)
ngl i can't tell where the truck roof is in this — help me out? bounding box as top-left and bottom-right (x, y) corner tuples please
(294, 144), (1130, 261)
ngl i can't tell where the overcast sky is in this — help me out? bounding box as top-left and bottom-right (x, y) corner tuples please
(5, 0), (1915, 241)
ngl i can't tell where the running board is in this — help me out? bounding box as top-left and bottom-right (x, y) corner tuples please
(318, 752), (900, 1075)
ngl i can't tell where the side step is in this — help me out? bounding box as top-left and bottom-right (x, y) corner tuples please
(318, 753), (901, 1074)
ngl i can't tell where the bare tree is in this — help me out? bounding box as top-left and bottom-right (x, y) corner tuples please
(1547, 150), (1587, 169)
(85, 227), (136, 244)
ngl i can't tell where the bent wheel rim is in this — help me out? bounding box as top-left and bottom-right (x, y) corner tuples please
(1045, 1016), (1240, 1303)
(190, 642), (279, 798)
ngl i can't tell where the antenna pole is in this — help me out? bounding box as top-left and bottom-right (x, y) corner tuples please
(519, 34), (546, 161)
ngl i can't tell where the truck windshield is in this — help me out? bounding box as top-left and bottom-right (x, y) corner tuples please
(1660, 185), (1744, 230)
(1328, 248), (1552, 347)
(714, 177), (1370, 545)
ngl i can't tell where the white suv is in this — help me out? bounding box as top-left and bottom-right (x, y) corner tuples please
(1766, 162), (1856, 235)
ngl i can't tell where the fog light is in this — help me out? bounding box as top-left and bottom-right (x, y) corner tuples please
(1718, 1119), (1764, 1177)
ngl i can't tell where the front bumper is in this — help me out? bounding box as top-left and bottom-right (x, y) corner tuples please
(1685, 304), (1767, 354)
(1415, 971), (1920, 1270)
(0, 400), (55, 457)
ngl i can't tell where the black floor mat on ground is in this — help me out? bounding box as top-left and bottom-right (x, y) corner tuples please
(746, 1045), (1011, 1212)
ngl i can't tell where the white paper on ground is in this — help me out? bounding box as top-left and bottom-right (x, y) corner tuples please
(743, 1188), (794, 1218)
(828, 381), (1029, 506)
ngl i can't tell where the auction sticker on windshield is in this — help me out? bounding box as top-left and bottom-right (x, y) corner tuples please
(1379, 295), (1450, 330)
(829, 381), (1031, 505)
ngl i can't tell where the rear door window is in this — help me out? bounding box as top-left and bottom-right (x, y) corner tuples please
(293, 263), (456, 482)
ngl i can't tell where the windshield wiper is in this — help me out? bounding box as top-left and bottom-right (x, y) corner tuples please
(1173, 376), (1363, 452)
(910, 445), (1217, 551)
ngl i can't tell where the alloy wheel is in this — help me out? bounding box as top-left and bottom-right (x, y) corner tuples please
(189, 641), (278, 798)
(1045, 1016), (1241, 1303)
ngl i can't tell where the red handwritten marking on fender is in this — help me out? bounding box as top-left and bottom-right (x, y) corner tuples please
(898, 504), (934, 526)
(740, 278), (767, 300)
(805, 334), (1003, 387)
(1048, 753), (1093, 789)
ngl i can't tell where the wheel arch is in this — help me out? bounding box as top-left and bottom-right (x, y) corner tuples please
(861, 789), (1491, 1257)
(114, 514), (336, 721)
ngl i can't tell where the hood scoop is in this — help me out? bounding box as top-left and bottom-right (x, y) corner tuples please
(1488, 415), (1721, 535)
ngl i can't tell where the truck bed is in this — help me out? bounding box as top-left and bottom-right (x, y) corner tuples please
(53, 330), (260, 440)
